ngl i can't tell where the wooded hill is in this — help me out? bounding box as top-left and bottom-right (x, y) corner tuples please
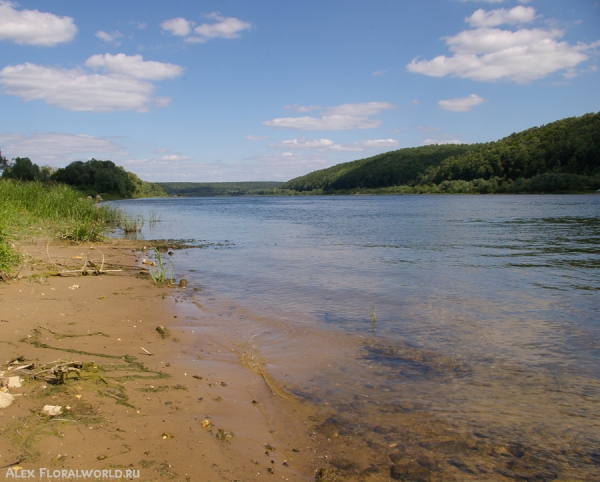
(280, 112), (600, 194)
(159, 181), (283, 196)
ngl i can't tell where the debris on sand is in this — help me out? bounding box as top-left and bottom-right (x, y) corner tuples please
(0, 391), (14, 408)
(41, 405), (62, 417)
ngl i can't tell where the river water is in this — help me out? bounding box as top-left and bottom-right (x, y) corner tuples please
(111, 195), (600, 481)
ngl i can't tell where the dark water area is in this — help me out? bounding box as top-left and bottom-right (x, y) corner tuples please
(110, 195), (600, 480)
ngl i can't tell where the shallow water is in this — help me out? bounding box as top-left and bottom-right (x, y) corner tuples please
(111, 195), (600, 480)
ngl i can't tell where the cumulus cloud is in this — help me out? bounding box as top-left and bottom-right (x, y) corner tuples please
(269, 137), (398, 152)
(438, 94), (486, 112)
(263, 102), (396, 130)
(0, 54), (184, 112)
(161, 17), (193, 37)
(466, 6), (535, 27)
(0, 1), (77, 46)
(85, 53), (184, 80)
(244, 135), (268, 141)
(161, 13), (252, 43)
(0, 132), (124, 166)
(192, 13), (252, 41)
(95, 30), (122, 45)
(407, 6), (599, 82)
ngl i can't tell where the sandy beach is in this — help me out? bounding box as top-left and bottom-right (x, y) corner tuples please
(0, 239), (325, 482)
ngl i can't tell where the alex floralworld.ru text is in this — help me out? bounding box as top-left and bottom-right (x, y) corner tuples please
(5, 468), (141, 479)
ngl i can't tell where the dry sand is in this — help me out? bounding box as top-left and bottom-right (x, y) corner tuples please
(0, 239), (326, 481)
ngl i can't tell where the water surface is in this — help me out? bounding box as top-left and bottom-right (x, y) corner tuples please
(111, 195), (600, 480)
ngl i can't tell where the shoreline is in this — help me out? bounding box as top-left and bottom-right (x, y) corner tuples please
(0, 238), (321, 481)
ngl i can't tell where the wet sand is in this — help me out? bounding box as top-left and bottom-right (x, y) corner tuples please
(0, 239), (322, 481)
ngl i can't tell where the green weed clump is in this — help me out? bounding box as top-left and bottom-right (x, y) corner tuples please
(370, 302), (377, 333)
(150, 248), (174, 285)
(117, 213), (145, 233)
(0, 180), (121, 270)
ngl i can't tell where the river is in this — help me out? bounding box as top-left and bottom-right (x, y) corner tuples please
(111, 194), (600, 480)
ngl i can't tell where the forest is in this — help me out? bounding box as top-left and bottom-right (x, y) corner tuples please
(279, 112), (600, 195)
(159, 181), (283, 196)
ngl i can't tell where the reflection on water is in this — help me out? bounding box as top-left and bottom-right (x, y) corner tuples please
(111, 195), (600, 480)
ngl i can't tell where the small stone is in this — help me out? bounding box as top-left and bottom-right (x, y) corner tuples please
(162, 433), (174, 439)
(0, 392), (14, 408)
(41, 405), (62, 417)
(97, 455), (107, 460)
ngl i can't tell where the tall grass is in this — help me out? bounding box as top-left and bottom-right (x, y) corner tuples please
(0, 180), (121, 271)
(150, 248), (174, 285)
(117, 213), (145, 233)
(148, 210), (161, 227)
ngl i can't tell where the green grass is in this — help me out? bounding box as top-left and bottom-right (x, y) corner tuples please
(370, 302), (377, 333)
(117, 213), (145, 233)
(0, 179), (121, 272)
(150, 248), (175, 285)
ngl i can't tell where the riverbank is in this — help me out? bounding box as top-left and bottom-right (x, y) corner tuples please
(0, 238), (321, 481)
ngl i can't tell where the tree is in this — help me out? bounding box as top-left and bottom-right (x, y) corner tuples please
(0, 149), (9, 174)
(2, 157), (41, 181)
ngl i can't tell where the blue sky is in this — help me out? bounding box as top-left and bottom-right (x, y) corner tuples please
(0, 0), (599, 182)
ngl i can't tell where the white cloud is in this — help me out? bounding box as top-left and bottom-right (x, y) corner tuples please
(466, 6), (535, 27)
(284, 104), (322, 112)
(0, 132), (124, 166)
(263, 102), (396, 130)
(244, 135), (268, 141)
(159, 154), (190, 161)
(161, 13), (252, 43)
(269, 137), (398, 152)
(95, 30), (122, 45)
(161, 18), (193, 37)
(423, 138), (464, 145)
(0, 1), (77, 46)
(407, 7), (598, 83)
(0, 54), (183, 112)
(85, 53), (184, 80)
(438, 94), (486, 112)
(371, 70), (387, 76)
(191, 13), (252, 42)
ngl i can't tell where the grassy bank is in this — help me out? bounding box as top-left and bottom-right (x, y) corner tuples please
(0, 180), (121, 272)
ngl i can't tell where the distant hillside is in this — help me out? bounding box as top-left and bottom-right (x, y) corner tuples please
(282, 144), (474, 192)
(281, 112), (600, 194)
(160, 181), (283, 197)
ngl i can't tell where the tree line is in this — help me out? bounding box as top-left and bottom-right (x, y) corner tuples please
(1, 154), (167, 199)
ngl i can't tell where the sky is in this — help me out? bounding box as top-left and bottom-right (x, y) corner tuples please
(0, 0), (599, 182)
